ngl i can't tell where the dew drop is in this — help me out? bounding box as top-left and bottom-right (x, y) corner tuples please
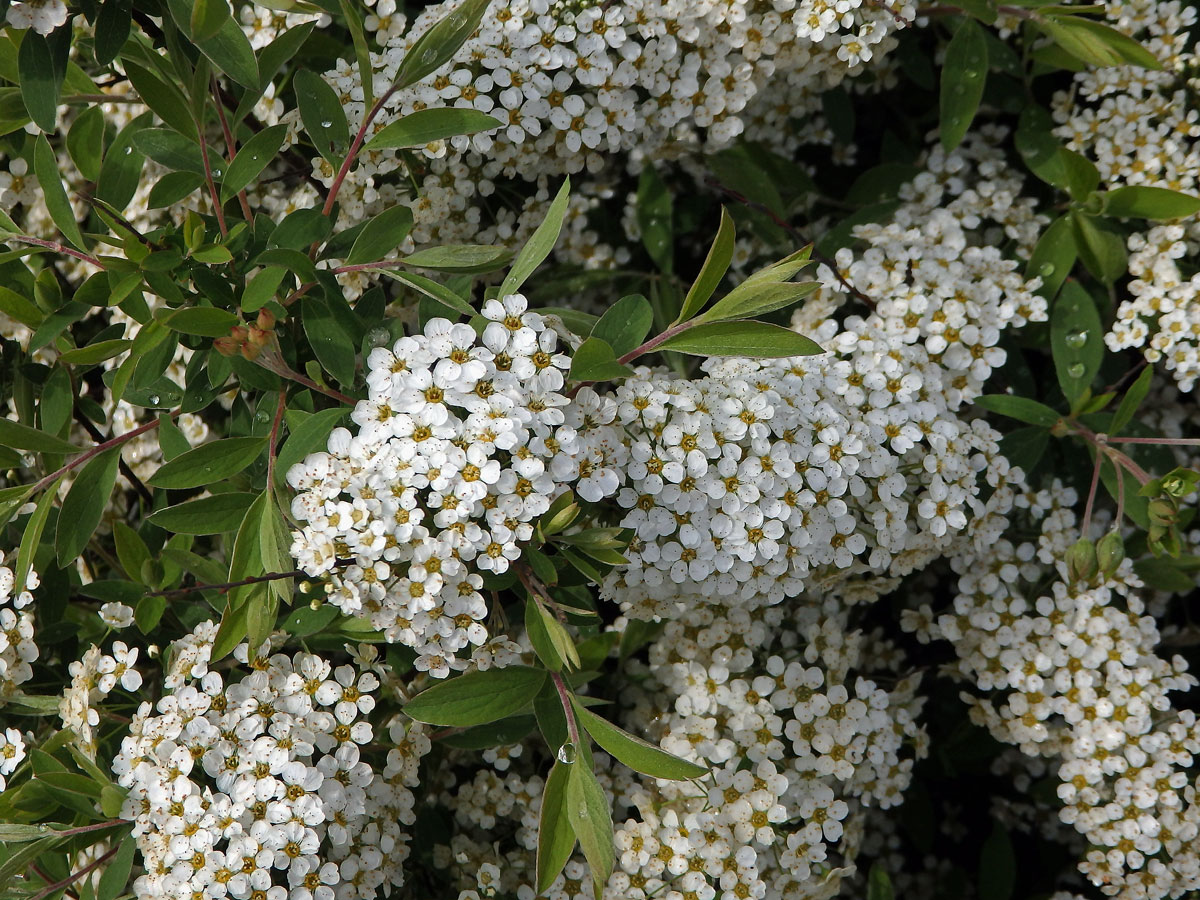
(148, 394), (160, 405)
(421, 48), (438, 64)
(321, 120), (333, 129)
(1067, 362), (1086, 378)
(1065, 330), (1088, 349)
(556, 741), (577, 764)
(367, 325), (391, 348)
(123, 146), (133, 155)
(1038, 262), (1055, 276)
(212, 169), (223, 177)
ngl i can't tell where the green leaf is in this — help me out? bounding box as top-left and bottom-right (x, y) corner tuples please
(34, 134), (86, 250)
(0, 837), (64, 887)
(978, 822), (1016, 900)
(364, 108), (500, 151)
(381, 269), (476, 318)
(282, 603), (340, 637)
(162, 306), (240, 337)
(132, 128), (207, 174)
(565, 761), (615, 894)
(241, 266), (288, 312)
(1061, 149), (1100, 201)
(697, 280), (819, 325)
(0, 418), (80, 454)
(94, 0), (135, 65)
(338, 0), (374, 108)
(96, 828), (136, 900)
(1025, 214), (1076, 298)
(1039, 14), (1161, 70)
(1015, 107), (1070, 191)
(211, 596), (252, 662)
(868, 865), (896, 900)
(1071, 211), (1127, 284)
(1111, 365), (1153, 435)
(191, 0), (232, 42)
(18, 30), (63, 133)
(526, 598), (564, 671)
(302, 296), (358, 386)
(295, 70), (349, 164)
(147, 492), (259, 534)
(589, 294), (653, 360)
(657, 320), (824, 359)
(404, 666), (547, 727)
(0, 286), (42, 328)
(67, 104), (106, 182)
(1102, 185), (1200, 220)
(569, 338), (634, 383)
(974, 394), (1061, 428)
(346, 205), (415, 266)
(59, 339), (133, 366)
(940, 18), (989, 152)
(678, 207), (735, 323)
(147, 436), (267, 489)
(1050, 281), (1103, 405)
(14, 474), (64, 598)
(400, 244), (512, 274)
(114, 520), (152, 582)
(572, 699), (707, 780)
(221, 124), (288, 202)
(165, 0), (260, 88)
(536, 760), (577, 894)
(501, 178), (571, 297)
(394, 0), (489, 89)
(55, 448), (121, 565)
(636, 166), (674, 273)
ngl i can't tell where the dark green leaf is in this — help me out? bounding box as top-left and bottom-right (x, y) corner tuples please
(147, 436), (267, 489)
(978, 823), (1015, 900)
(132, 128), (207, 175)
(1111, 365), (1153, 435)
(1071, 211), (1127, 284)
(303, 296), (358, 386)
(1050, 281), (1103, 405)
(15, 474), (63, 597)
(18, 30), (62, 133)
(404, 666), (547, 727)
(34, 134), (86, 250)
(566, 761), (615, 894)
(940, 18), (989, 152)
(94, 0), (135, 65)
(1025, 214), (1076, 298)
(974, 394), (1061, 427)
(295, 70), (349, 164)
(346, 205), (415, 266)
(162, 306), (240, 337)
(221, 124), (288, 202)
(148, 493), (259, 534)
(1102, 185), (1200, 220)
(97, 828), (137, 900)
(401, 244), (512, 274)
(191, 0), (232, 42)
(55, 448), (121, 564)
(67, 105), (106, 182)
(0, 418), (80, 454)
(636, 166), (673, 273)
(657, 320), (824, 359)
(394, 0), (489, 89)
(381, 269), (476, 317)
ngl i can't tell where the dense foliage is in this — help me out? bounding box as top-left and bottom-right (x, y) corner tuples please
(0, 1), (1199, 900)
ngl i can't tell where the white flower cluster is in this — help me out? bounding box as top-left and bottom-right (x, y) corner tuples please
(59, 642), (142, 759)
(288, 294), (621, 676)
(302, 0), (914, 241)
(603, 134), (1045, 620)
(1051, 0), (1200, 391)
(0, 553), (37, 706)
(909, 483), (1200, 899)
(607, 602), (926, 900)
(114, 624), (432, 900)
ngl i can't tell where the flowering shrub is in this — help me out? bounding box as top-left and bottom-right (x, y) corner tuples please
(1, 2), (1200, 900)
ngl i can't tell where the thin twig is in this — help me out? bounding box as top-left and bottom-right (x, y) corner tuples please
(550, 671), (581, 748)
(146, 569), (309, 598)
(72, 410), (154, 507)
(33, 414), (173, 494)
(7, 235), (103, 269)
(29, 845), (119, 900)
(213, 75), (255, 222)
(266, 390), (287, 489)
(197, 108), (229, 238)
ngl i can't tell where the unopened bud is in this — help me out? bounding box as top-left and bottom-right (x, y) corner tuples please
(1065, 537), (1098, 585)
(247, 326), (269, 346)
(229, 325), (249, 343)
(1148, 499), (1176, 527)
(1096, 530), (1125, 579)
(256, 309), (277, 331)
(241, 341), (263, 361)
(213, 336), (241, 356)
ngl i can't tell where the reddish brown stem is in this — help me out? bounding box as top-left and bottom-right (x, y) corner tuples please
(8, 235), (103, 268)
(550, 671), (581, 748)
(197, 113), (229, 238)
(30, 845), (119, 900)
(33, 414), (173, 493)
(213, 75), (255, 222)
(266, 389), (287, 488)
(146, 569), (307, 598)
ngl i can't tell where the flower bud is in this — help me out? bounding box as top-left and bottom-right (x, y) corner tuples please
(247, 326), (269, 346)
(257, 309), (277, 331)
(1096, 530), (1125, 579)
(1065, 537), (1097, 585)
(241, 341), (263, 361)
(229, 325), (249, 343)
(1148, 499), (1176, 527)
(213, 336), (241, 357)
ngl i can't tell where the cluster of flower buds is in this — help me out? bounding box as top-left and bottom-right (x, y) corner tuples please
(1065, 530), (1127, 586)
(213, 309), (280, 360)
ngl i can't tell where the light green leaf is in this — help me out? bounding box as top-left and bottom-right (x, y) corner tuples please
(569, 338), (634, 383)
(404, 666), (547, 727)
(566, 760), (615, 894)
(656, 320), (824, 359)
(97, 828), (137, 900)
(678, 207), (735, 323)
(364, 108), (500, 151)
(59, 339), (133, 366)
(55, 448), (121, 564)
(1039, 14), (1161, 70)
(1102, 185), (1200, 220)
(526, 598), (564, 671)
(501, 178), (571, 297)
(400, 244), (512, 274)
(394, 0), (490, 89)
(1111, 365), (1153, 435)
(147, 492), (259, 534)
(241, 266), (288, 312)
(697, 280), (819, 325)
(147, 436), (267, 489)
(221, 124), (288, 202)
(382, 269), (477, 318)
(15, 474), (64, 598)
(940, 18), (989, 152)
(573, 699), (708, 780)
(591, 294), (653, 359)
(1071, 211), (1127, 284)
(192, 0), (232, 40)
(536, 760), (577, 894)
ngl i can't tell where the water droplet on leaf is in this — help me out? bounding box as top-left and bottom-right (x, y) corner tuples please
(148, 394), (160, 405)
(320, 121), (333, 129)
(1065, 330), (1088, 349)
(367, 326), (391, 348)
(556, 741), (577, 764)
(1038, 262), (1055, 276)
(1067, 362), (1086, 378)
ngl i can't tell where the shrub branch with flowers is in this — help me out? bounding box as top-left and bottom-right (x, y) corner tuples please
(1, 1), (1200, 900)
